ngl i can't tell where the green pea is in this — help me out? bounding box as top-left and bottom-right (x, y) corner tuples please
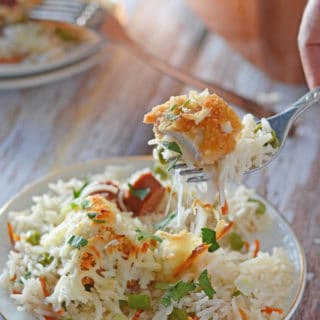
(249, 198), (266, 215)
(229, 232), (244, 251)
(26, 230), (41, 246)
(37, 252), (54, 266)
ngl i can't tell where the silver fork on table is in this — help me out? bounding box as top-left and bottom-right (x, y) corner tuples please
(29, 0), (273, 118)
(177, 87), (320, 183)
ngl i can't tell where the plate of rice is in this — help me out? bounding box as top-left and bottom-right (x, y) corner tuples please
(0, 20), (104, 77)
(0, 156), (306, 320)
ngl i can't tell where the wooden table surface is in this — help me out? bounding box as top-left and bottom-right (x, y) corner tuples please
(0, 0), (319, 319)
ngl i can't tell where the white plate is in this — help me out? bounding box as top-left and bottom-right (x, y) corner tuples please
(0, 47), (107, 90)
(0, 157), (306, 319)
(0, 23), (104, 78)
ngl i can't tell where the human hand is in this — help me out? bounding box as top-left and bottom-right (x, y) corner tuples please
(298, 0), (320, 89)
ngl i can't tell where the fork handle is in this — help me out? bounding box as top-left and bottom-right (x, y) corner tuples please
(290, 86), (320, 119)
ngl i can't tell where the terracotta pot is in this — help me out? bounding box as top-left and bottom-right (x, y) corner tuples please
(187, 0), (307, 84)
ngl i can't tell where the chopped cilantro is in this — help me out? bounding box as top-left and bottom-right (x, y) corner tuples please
(198, 270), (215, 299)
(155, 282), (171, 290)
(128, 183), (150, 201)
(166, 113), (180, 121)
(127, 294), (151, 310)
(170, 104), (177, 111)
(135, 228), (162, 243)
(73, 178), (89, 198)
(87, 212), (98, 219)
(168, 307), (188, 320)
(93, 219), (106, 223)
(23, 271), (32, 280)
(201, 228), (220, 252)
(162, 141), (182, 155)
(67, 235), (88, 249)
(154, 212), (177, 230)
(71, 199), (92, 210)
(160, 280), (196, 307)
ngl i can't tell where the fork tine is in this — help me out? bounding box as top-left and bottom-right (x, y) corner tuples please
(179, 168), (203, 176)
(186, 175), (209, 183)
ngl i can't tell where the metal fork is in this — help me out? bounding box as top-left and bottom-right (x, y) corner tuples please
(29, 0), (274, 118)
(29, 0), (106, 29)
(177, 87), (320, 183)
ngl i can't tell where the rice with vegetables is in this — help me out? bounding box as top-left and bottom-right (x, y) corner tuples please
(0, 165), (296, 320)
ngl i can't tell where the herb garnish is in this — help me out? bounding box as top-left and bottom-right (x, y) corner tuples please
(198, 270), (215, 299)
(154, 212), (177, 230)
(71, 199), (92, 210)
(201, 227), (220, 252)
(135, 228), (163, 243)
(67, 235), (88, 249)
(128, 183), (150, 201)
(166, 113), (179, 121)
(161, 141), (182, 155)
(157, 280), (196, 307)
(73, 178), (89, 199)
(87, 212), (98, 219)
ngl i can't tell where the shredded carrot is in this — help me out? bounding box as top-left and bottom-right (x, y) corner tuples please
(261, 306), (283, 315)
(132, 310), (143, 320)
(243, 241), (250, 253)
(88, 245), (101, 259)
(43, 316), (56, 320)
(56, 309), (65, 315)
(10, 274), (17, 282)
(239, 308), (248, 320)
(12, 288), (22, 294)
(150, 239), (157, 247)
(216, 221), (234, 240)
(140, 242), (149, 254)
(174, 243), (209, 278)
(39, 276), (49, 297)
(7, 222), (15, 246)
(253, 239), (260, 258)
(221, 200), (229, 215)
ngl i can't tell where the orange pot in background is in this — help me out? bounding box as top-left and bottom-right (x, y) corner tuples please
(187, 0), (307, 84)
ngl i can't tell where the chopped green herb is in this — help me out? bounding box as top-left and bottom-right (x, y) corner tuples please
(128, 183), (150, 201)
(67, 235), (88, 249)
(201, 228), (220, 252)
(37, 252), (54, 266)
(232, 289), (242, 296)
(135, 228), (162, 243)
(127, 294), (151, 310)
(81, 199), (92, 209)
(229, 232), (244, 251)
(112, 315), (127, 320)
(73, 178), (89, 198)
(87, 212), (98, 219)
(183, 99), (191, 107)
(71, 199), (92, 210)
(168, 307), (188, 320)
(162, 141), (182, 155)
(154, 212), (177, 230)
(153, 166), (168, 180)
(198, 270), (215, 299)
(160, 280), (196, 307)
(61, 317), (73, 320)
(170, 104), (177, 111)
(23, 271), (32, 280)
(26, 230), (41, 246)
(168, 155), (182, 171)
(155, 282), (171, 290)
(248, 198), (266, 215)
(166, 113), (180, 121)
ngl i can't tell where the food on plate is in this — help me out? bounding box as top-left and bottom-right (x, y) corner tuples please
(144, 89), (279, 213)
(0, 165), (296, 320)
(0, 20), (93, 64)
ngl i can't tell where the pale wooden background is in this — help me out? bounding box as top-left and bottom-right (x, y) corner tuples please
(0, 0), (319, 319)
